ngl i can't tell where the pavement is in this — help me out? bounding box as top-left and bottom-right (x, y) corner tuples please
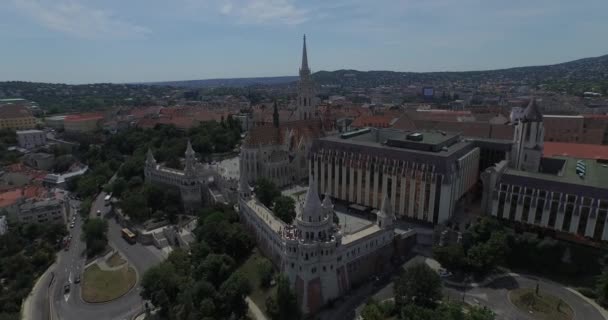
(48, 190), (163, 320)
(247, 297), (268, 320)
(369, 257), (606, 320)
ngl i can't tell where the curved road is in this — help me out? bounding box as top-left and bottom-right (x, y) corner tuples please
(50, 191), (163, 320)
(443, 274), (604, 320)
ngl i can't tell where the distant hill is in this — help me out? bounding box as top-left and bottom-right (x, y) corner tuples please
(143, 54), (608, 94)
(144, 76), (298, 88)
(311, 54), (608, 94)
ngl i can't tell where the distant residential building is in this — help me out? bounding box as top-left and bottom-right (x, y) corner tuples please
(44, 115), (66, 130)
(23, 153), (55, 170)
(0, 216), (7, 235)
(18, 198), (66, 225)
(0, 105), (37, 130)
(233, 113), (254, 132)
(16, 129), (46, 149)
(64, 113), (103, 132)
(42, 166), (88, 188)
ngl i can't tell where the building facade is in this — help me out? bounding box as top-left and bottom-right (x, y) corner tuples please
(310, 128), (480, 224)
(240, 36), (324, 188)
(64, 113), (104, 133)
(482, 99), (608, 242)
(17, 129), (47, 149)
(0, 105), (37, 130)
(239, 177), (405, 314)
(144, 141), (239, 210)
(18, 198), (66, 225)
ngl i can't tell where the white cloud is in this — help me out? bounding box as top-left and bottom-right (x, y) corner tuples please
(13, 0), (150, 39)
(217, 0), (309, 25)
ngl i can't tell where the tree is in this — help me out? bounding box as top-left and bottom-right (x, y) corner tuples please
(81, 218), (108, 257)
(110, 177), (127, 198)
(257, 258), (274, 288)
(218, 272), (251, 318)
(394, 263), (442, 309)
(361, 299), (394, 320)
(596, 267), (608, 306)
(433, 244), (466, 271)
(255, 178), (280, 207)
(467, 306), (495, 320)
(467, 232), (508, 274)
(273, 196), (296, 224)
(266, 275), (301, 320)
(194, 254), (236, 287)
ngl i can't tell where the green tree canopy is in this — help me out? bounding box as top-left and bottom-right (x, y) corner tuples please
(394, 263), (442, 309)
(255, 178), (280, 207)
(273, 196), (296, 224)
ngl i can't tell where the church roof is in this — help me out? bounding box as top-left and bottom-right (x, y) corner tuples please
(522, 98), (543, 122)
(243, 119), (324, 147)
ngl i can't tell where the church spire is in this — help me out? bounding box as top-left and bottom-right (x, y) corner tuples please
(301, 34), (309, 72)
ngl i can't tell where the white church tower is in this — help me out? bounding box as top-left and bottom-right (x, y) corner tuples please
(296, 35), (316, 121)
(512, 98), (544, 172)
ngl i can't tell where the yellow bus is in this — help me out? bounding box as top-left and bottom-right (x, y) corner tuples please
(121, 228), (136, 244)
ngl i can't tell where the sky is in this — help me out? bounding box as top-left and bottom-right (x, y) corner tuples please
(1, 0), (607, 84)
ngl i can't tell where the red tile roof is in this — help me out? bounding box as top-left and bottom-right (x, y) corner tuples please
(64, 112), (104, 122)
(351, 115), (395, 128)
(0, 105), (33, 118)
(0, 189), (23, 207)
(544, 142), (608, 160)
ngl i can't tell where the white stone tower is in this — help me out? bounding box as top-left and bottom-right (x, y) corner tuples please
(296, 34), (316, 121)
(283, 179), (343, 314)
(512, 98), (544, 172)
(180, 140), (201, 212)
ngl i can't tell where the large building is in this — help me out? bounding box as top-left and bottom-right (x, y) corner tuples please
(64, 113), (104, 133)
(16, 129), (47, 149)
(239, 177), (412, 314)
(310, 128), (480, 224)
(144, 141), (237, 210)
(18, 197), (66, 225)
(240, 36), (324, 188)
(0, 105), (37, 130)
(482, 99), (608, 242)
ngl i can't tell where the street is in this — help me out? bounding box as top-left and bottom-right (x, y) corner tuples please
(48, 191), (163, 320)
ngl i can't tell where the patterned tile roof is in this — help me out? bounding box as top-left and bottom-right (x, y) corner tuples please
(243, 120), (324, 147)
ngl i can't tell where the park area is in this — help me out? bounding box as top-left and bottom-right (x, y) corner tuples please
(81, 251), (136, 303)
(237, 249), (276, 314)
(509, 288), (573, 320)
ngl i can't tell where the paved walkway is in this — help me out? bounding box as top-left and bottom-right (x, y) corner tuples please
(246, 297), (268, 320)
(84, 249), (127, 271)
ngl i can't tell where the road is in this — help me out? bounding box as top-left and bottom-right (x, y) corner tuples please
(49, 191), (163, 320)
(371, 273), (605, 320)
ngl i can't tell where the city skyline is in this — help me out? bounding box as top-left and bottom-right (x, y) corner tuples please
(1, 0), (608, 84)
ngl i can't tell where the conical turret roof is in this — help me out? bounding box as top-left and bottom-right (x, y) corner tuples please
(302, 177), (322, 219)
(379, 193), (393, 218)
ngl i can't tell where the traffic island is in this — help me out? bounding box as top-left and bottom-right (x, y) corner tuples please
(81, 264), (136, 303)
(509, 288), (573, 320)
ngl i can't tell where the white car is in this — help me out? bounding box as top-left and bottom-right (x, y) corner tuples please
(69, 223), (75, 229)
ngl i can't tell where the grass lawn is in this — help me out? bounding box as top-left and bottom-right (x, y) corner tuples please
(106, 252), (126, 268)
(509, 288), (573, 320)
(237, 249), (276, 314)
(82, 264), (136, 303)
